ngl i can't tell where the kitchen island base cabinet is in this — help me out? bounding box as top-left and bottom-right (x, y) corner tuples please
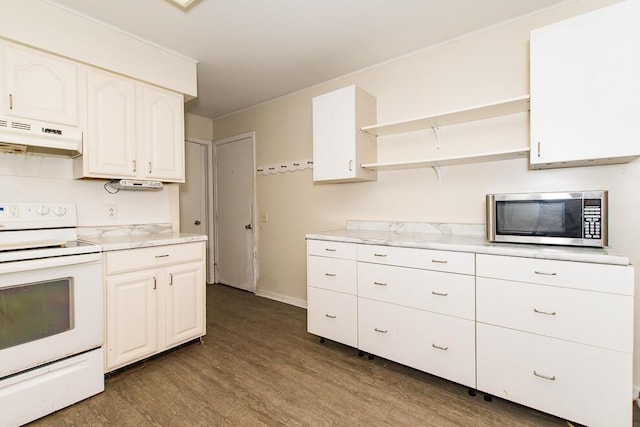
(477, 324), (631, 427)
(105, 242), (206, 373)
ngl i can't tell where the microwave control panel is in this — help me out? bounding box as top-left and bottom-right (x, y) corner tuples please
(583, 198), (602, 240)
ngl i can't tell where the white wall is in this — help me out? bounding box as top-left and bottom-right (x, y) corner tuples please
(0, 153), (174, 226)
(212, 0), (640, 385)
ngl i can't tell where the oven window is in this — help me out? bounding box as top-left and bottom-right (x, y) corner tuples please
(0, 278), (73, 350)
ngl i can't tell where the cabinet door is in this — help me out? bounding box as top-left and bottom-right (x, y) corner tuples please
(106, 271), (158, 371)
(142, 84), (185, 182)
(86, 68), (137, 178)
(530, 1), (640, 168)
(4, 45), (78, 126)
(163, 261), (205, 348)
(312, 85), (376, 183)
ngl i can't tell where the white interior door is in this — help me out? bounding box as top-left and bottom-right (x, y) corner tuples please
(214, 132), (255, 291)
(179, 139), (214, 284)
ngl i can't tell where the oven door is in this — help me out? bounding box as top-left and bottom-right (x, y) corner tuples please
(0, 253), (103, 378)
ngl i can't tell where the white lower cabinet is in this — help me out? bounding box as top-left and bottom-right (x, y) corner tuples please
(306, 239), (476, 388)
(359, 298), (475, 388)
(477, 324), (631, 427)
(307, 238), (634, 426)
(476, 253), (634, 427)
(105, 241), (206, 372)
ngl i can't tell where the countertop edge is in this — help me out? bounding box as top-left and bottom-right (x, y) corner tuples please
(305, 232), (630, 266)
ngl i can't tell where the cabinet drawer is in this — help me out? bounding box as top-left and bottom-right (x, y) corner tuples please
(476, 254), (634, 295)
(358, 244), (474, 275)
(477, 324), (632, 427)
(106, 242), (204, 275)
(307, 255), (357, 294)
(358, 263), (474, 320)
(307, 287), (357, 347)
(358, 298), (475, 388)
(477, 277), (632, 353)
(307, 239), (356, 260)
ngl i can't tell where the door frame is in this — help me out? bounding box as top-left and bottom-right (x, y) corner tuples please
(185, 137), (215, 284)
(212, 131), (257, 291)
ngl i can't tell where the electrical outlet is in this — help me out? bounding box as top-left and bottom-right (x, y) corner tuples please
(106, 204), (118, 219)
(259, 211), (268, 222)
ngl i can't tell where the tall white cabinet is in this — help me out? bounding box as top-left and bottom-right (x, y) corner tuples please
(312, 85), (377, 183)
(530, 0), (640, 168)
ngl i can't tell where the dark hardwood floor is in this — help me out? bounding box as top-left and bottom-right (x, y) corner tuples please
(29, 284), (635, 426)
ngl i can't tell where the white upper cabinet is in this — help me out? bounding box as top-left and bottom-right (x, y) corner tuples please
(76, 67), (185, 182)
(85, 68), (137, 178)
(3, 43), (79, 126)
(530, 0), (640, 169)
(312, 85), (377, 183)
(142, 84), (184, 182)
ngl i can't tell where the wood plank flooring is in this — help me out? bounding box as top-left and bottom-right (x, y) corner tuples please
(29, 284), (634, 426)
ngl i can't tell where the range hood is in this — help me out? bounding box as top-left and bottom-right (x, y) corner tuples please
(0, 116), (82, 157)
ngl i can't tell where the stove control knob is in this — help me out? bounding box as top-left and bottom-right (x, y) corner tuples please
(54, 206), (67, 216)
(36, 205), (51, 216)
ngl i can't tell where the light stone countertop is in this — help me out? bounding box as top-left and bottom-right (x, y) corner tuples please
(306, 221), (630, 266)
(78, 223), (207, 252)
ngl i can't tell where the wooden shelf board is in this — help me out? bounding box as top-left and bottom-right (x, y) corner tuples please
(361, 95), (530, 136)
(361, 147), (530, 171)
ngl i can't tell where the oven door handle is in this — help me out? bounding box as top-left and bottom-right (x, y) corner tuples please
(0, 253), (102, 275)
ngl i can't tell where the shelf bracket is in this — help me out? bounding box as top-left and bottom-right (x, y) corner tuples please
(432, 165), (443, 188)
(432, 126), (441, 150)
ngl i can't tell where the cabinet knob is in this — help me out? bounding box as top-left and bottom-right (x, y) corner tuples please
(245, 224), (252, 230)
(194, 220), (201, 225)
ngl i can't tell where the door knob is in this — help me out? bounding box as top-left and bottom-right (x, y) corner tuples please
(245, 224), (252, 230)
(194, 220), (201, 225)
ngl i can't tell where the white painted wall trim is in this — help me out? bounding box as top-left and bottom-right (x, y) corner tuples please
(255, 289), (307, 309)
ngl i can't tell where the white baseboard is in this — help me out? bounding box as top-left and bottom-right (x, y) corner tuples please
(255, 288), (307, 309)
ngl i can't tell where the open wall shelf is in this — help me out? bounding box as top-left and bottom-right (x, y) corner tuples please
(361, 95), (530, 137)
(361, 147), (530, 171)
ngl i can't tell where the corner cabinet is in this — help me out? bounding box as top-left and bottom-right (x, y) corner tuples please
(530, 0), (640, 169)
(74, 67), (185, 182)
(312, 85), (377, 183)
(1, 42), (79, 126)
(104, 241), (206, 373)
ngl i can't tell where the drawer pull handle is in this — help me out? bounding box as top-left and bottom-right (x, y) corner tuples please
(373, 253), (387, 257)
(324, 273), (336, 277)
(431, 259), (448, 264)
(432, 344), (448, 351)
(374, 328), (388, 333)
(432, 291), (448, 297)
(533, 308), (557, 316)
(324, 248), (336, 252)
(155, 254), (170, 258)
(533, 370), (556, 381)
(534, 270), (557, 276)
(373, 281), (387, 286)
(325, 314), (336, 319)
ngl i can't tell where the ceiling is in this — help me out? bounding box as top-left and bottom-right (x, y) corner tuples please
(50, 0), (566, 119)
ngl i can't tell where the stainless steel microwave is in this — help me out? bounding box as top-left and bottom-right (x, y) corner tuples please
(486, 191), (608, 247)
